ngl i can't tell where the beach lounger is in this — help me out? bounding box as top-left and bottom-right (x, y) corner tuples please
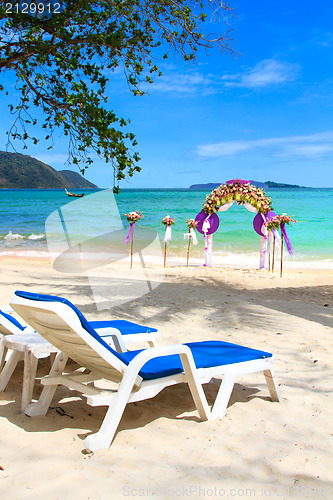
(0, 306), (159, 350)
(10, 291), (282, 453)
(0, 303), (159, 411)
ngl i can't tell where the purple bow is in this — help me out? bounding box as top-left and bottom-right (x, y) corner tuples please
(280, 223), (294, 256)
(125, 222), (135, 244)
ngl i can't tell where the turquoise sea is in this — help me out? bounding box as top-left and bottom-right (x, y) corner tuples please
(0, 188), (332, 268)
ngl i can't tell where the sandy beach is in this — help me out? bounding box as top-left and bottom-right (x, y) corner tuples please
(0, 256), (332, 500)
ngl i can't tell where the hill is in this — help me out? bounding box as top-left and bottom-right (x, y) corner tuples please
(0, 151), (98, 189)
(59, 170), (98, 189)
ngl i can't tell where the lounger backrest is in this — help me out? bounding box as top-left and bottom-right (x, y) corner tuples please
(10, 292), (131, 382)
(0, 309), (26, 335)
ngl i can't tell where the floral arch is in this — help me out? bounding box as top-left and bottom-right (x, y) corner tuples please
(202, 179), (272, 215)
(195, 179), (293, 268)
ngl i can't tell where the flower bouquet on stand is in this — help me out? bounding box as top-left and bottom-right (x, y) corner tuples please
(162, 215), (175, 268)
(124, 211), (143, 268)
(185, 218), (198, 267)
(264, 214), (298, 276)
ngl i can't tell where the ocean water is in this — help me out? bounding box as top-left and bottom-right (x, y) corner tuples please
(0, 187), (332, 268)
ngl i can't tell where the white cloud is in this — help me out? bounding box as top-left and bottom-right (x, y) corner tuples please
(196, 132), (333, 159)
(144, 71), (218, 95)
(310, 30), (333, 48)
(222, 59), (300, 88)
(142, 59), (299, 95)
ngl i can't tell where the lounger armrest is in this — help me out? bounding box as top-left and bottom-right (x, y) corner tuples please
(94, 326), (123, 336)
(94, 326), (160, 337)
(93, 327), (127, 352)
(126, 344), (194, 375)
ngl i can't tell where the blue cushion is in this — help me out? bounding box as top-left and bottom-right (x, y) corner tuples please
(89, 320), (157, 335)
(121, 341), (272, 380)
(0, 310), (25, 331)
(14, 291), (272, 381)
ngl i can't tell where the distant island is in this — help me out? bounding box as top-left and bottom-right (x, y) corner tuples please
(189, 180), (268, 189)
(264, 181), (307, 188)
(189, 180), (307, 189)
(0, 151), (98, 189)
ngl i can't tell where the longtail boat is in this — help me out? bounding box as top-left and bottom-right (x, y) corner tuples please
(65, 188), (84, 198)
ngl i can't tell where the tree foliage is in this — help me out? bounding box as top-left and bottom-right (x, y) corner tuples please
(0, 0), (234, 189)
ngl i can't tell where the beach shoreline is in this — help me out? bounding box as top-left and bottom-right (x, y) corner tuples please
(1, 248), (332, 272)
(0, 257), (332, 498)
(1, 187), (332, 271)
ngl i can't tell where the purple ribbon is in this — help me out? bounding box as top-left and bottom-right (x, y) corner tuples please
(125, 222), (135, 244)
(280, 223), (294, 256)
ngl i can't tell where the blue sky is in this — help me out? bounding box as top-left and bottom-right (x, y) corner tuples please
(1, 0), (333, 188)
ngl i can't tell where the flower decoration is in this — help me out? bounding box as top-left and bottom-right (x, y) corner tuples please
(124, 211), (143, 268)
(186, 218), (199, 229)
(162, 215), (175, 267)
(124, 211), (143, 223)
(162, 215), (175, 226)
(264, 213), (298, 231)
(185, 218), (198, 266)
(264, 213), (298, 276)
(202, 181), (272, 215)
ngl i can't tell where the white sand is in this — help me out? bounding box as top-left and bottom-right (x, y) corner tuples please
(0, 256), (332, 499)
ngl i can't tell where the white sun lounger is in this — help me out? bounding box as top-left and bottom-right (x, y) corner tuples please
(10, 291), (282, 453)
(0, 301), (159, 411)
(0, 306), (159, 350)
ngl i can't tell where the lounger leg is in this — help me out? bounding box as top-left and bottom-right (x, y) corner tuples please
(84, 368), (141, 452)
(85, 348), (205, 452)
(0, 340), (8, 371)
(0, 350), (24, 391)
(210, 371), (237, 421)
(264, 366), (282, 403)
(179, 352), (211, 421)
(25, 352), (68, 417)
(84, 394), (128, 452)
(50, 352), (57, 367)
(21, 350), (39, 412)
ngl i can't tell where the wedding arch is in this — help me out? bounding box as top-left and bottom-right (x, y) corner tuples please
(194, 179), (294, 268)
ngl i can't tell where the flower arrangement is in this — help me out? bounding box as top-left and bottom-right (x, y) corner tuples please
(162, 215), (175, 267)
(162, 215), (175, 226)
(186, 218), (199, 229)
(264, 213), (298, 277)
(124, 211), (143, 223)
(264, 214), (298, 231)
(185, 218), (198, 266)
(124, 210), (143, 269)
(202, 181), (272, 215)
